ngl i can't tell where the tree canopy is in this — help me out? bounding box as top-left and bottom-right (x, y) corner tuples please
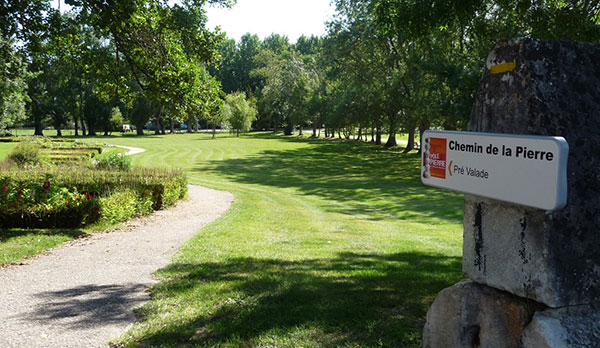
(1, 0), (599, 143)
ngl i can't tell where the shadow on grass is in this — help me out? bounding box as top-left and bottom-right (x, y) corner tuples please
(0, 228), (86, 242)
(197, 138), (463, 223)
(134, 251), (462, 347)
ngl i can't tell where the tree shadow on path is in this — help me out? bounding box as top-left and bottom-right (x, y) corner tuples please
(23, 283), (147, 330)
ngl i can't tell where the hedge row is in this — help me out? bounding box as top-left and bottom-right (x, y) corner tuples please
(0, 167), (187, 228)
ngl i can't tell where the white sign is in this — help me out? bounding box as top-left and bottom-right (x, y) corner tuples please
(421, 130), (569, 210)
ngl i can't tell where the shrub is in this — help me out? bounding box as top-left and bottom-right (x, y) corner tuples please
(0, 167), (187, 228)
(95, 152), (132, 171)
(99, 188), (153, 224)
(8, 143), (41, 167)
(0, 181), (100, 228)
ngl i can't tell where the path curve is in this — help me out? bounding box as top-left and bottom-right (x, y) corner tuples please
(113, 145), (146, 156)
(0, 185), (234, 348)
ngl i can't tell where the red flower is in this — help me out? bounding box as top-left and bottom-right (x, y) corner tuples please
(1, 183), (8, 193)
(84, 192), (91, 200)
(42, 181), (50, 193)
(17, 188), (23, 198)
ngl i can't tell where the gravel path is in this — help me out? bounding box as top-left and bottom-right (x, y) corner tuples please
(0, 185), (234, 348)
(113, 145), (146, 156)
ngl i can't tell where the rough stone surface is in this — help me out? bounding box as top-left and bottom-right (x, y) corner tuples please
(464, 38), (600, 307)
(520, 303), (600, 348)
(423, 280), (541, 348)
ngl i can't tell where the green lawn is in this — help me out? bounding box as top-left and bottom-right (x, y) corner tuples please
(0, 142), (17, 160)
(92, 132), (465, 348)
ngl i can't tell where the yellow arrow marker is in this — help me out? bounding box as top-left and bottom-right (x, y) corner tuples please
(490, 62), (517, 74)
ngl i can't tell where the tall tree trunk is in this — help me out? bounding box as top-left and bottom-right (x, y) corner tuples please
(298, 126), (303, 136)
(403, 127), (416, 153)
(385, 117), (397, 147)
(324, 128), (329, 137)
(312, 126), (317, 137)
(78, 78), (84, 136)
(357, 128), (362, 141)
(33, 108), (44, 136)
(56, 127), (62, 137)
(159, 116), (165, 135)
(212, 123), (216, 138)
(74, 115), (79, 136)
(284, 122), (293, 135)
(371, 127), (375, 142)
(344, 127), (350, 139)
(155, 116), (160, 135)
(136, 125), (144, 135)
(87, 121), (96, 136)
(170, 119), (175, 134)
(338, 129), (342, 139)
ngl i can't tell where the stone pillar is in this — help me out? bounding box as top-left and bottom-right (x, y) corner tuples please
(423, 38), (600, 347)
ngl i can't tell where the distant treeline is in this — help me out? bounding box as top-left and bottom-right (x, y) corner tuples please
(2, 1), (599, 148)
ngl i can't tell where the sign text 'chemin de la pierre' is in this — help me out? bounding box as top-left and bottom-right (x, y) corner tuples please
(421, 130), (569, 210)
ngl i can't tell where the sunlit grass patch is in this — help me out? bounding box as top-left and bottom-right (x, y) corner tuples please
(100, 132), (463, 347)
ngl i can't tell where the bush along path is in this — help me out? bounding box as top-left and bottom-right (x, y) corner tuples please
(0, 184), (234, 348)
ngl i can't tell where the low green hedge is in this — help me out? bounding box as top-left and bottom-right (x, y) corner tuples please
(0, 183), (101, 228)
(99, 188), (154, 225)
(1, 200), (101, 228)
(0, 167), (187, 228)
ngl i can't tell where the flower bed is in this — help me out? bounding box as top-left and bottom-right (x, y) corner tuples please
(0, 167), (187, 228)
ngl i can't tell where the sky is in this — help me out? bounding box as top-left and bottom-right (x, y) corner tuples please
(205, 0), (336, 43)
(52, 0), (336, 44)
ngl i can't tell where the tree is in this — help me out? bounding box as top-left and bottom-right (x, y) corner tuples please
(223, 92), (257, 136)
(68, 0), (229, 135)
(0, 36), (29, 131)
(253, 50), (315, 135)
(129, 90), (159, 136)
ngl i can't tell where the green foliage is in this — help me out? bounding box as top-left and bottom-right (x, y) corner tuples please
(98, 188), (153, 225)
(253, 50), (319, 134)
(108, 107), (124, 133)
(223, 92), (257, 136)
(0, 165), (186, 228)
(0, 179), (100, 228)
(94, 152), (132, 171)
(0, 35), (29, 130)
(0, 167), (186, 210)
(7, 143), (41, 167)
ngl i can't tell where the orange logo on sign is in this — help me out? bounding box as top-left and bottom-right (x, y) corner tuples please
(423, 137), (447, 179)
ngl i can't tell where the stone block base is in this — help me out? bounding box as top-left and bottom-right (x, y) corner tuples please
(521, 303), (600, 348)
(423, 280), (540, 348)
